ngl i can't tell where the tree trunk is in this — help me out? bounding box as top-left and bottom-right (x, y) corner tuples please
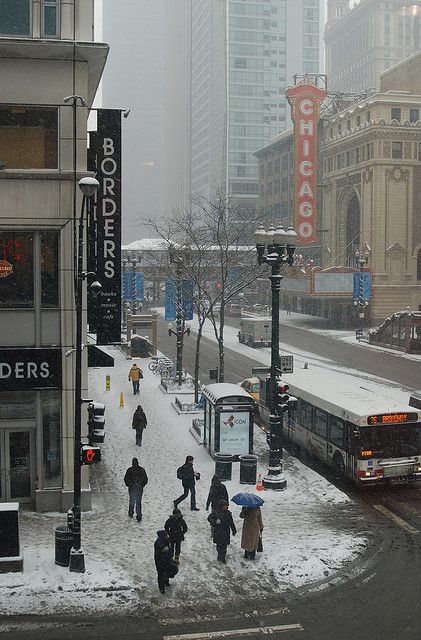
(194, 323), (204, 402)
(218, 305), (225, 382)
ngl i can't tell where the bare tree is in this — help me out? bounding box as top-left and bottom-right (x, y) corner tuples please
(145, 192), (264, 392)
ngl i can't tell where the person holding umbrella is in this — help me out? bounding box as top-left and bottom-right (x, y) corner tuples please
(231, 492), (264, 560)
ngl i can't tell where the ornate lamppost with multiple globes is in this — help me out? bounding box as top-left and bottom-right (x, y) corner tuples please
(254, 223), (297, 491)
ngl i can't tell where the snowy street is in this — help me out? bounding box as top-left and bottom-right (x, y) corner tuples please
(0, 345), (378, 619)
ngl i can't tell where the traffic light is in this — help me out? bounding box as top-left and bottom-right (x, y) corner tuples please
(81, 445), (101, 465)
(87, 402), (105, 444)
(276, 382), (290, 412)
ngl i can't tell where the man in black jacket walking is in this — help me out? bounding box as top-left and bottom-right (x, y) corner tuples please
(174, 455), (200, 511)
(132, 404), (147, 446)
(154, 530), (173, 594)
(124, 457), (148, 522)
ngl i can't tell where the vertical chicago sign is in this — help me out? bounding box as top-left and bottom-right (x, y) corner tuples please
(95, 109), (122, 345)
(286, 80), (326, 245)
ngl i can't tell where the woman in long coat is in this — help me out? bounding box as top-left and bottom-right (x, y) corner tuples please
(132, 404), (147, 446)
(240, 506), (263, 560)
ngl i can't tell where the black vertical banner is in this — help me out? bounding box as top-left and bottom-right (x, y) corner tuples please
(87, 131), (98, 331)
(95, 110), (122, 345)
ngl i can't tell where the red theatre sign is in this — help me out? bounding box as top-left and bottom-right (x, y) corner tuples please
(286, 81), (326, 245)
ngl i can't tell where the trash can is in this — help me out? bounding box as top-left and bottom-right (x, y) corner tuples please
(239, 454), (258, 485)
(131, 335), (152, 357)
(214, 453), (235, 481)
(54, 525), (73, 567)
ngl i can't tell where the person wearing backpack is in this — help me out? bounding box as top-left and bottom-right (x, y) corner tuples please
(132, 404), (147, 446)
(164, 508), (188, 564)
(128, 363), (143, 395)
(174, 455), (200, 511)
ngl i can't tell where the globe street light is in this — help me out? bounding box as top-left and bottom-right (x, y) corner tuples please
(255, 222), (297, 491)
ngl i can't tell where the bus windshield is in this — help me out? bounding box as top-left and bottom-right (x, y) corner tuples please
(359, 423), (421, 458)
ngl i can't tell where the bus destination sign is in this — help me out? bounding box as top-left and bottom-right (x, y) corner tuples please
(367, 412), (419, 425)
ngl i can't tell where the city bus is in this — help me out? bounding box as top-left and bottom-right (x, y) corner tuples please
(258, 371), (421, 486)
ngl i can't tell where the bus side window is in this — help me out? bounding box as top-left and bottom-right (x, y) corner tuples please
(300, 400), (313, 430)
(314, 409), (328, 439)
(329, 415), (345, 448)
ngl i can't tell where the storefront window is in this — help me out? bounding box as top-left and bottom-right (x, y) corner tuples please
(41, 390), (61, 488)
(0, 106), (58, 169)
(0, 391), (36, 420)
(41, 232), (59, 307)
(0, 232), (34, 308)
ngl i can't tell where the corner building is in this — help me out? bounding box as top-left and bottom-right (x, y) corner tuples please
(0, 1), (108, 511)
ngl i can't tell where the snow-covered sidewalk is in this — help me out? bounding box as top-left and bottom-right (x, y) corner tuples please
(0, 346), (373, 618)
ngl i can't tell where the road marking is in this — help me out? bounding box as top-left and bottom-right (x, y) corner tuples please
(159, 608), (290, 627)
(373, 504), (420, 534)
(163, 624), (304, 639)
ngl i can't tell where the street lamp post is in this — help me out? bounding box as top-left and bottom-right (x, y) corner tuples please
(255, 223), (297, 491)
(69, 176), (100, 573)
(354, 247), (370, 341)
(168, 257), (190, 386)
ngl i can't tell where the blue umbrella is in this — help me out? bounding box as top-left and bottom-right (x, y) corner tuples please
(231, 492), (264, 508)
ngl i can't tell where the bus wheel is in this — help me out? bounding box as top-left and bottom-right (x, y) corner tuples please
(332, 454), (345, 479)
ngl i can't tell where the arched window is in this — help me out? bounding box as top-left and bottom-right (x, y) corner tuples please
(417, 250), (421, 281)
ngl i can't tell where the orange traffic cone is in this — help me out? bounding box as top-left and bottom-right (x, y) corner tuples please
(119, 392), (124, 409)
(256, 473), (263, 491)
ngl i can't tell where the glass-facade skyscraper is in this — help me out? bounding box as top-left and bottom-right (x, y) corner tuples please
(191, 0), (322, 204)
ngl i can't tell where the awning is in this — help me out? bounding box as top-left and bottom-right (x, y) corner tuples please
(88, 345), (114, 368)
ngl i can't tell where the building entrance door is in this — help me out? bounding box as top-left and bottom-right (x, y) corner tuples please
(0, 427), (35, 503)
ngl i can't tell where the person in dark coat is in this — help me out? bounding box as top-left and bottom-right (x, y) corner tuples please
(240, 506), (264, 560)
(207, 499), (236, 563)
(174, 455), (200, 511)
(124, 458), (148, 522)
(154, 530), (173, 594)
(132, 404), (147, 446)
(206, 475), (229, 512)
(164, 508), (188, 564)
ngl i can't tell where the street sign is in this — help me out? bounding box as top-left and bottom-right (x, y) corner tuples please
(280, 355), (293, 374)
(252, 366), (270, 377)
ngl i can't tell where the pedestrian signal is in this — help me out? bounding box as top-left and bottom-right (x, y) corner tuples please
(87, 402), (105, 444)
(81, 445), (101, 465)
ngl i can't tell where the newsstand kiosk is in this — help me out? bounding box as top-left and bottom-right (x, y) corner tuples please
(202, 383), (255, 458)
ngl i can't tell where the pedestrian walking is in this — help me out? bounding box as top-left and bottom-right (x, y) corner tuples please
(164, 508), (188, 564)
(124, 457), (148, 522)
(132, 404), (147, 446)
(128, 363), (143, 395)
(174, 455), (200, 511)
(240, 506), (264, 560)
(154, 530), (177, 594)
(207, 500), (236, 564)
(206, 475), (229, 537)
(206, 475), (229, 512)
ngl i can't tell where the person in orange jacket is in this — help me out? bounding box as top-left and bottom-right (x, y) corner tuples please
(128, 363), (143, 395)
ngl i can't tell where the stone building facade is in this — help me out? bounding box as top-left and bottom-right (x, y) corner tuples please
(322, 57), (421, 321)
(255, 54), (421, 324)
(0, 1), (108, 511)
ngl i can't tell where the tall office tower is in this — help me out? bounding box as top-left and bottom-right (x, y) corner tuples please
(325, 0), (421, 93)
(101, 0), (164, 239)
(190, 0), (322, 205)
(162, 0), (192, 217)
